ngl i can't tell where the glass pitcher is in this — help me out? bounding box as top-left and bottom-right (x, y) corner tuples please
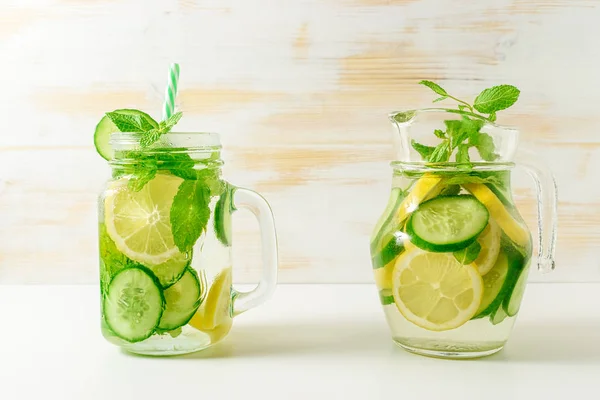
(98, 131), (278, 356)
(370, 109), (557, 359)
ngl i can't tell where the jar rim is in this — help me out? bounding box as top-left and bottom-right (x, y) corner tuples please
(110, 131), (222, 150)
(390, 161), (516, 172)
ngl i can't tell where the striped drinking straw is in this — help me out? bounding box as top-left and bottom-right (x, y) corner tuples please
(162, 63), (180, 120)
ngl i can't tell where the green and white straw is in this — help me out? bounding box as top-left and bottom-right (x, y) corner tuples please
(162, 63), (180, 120)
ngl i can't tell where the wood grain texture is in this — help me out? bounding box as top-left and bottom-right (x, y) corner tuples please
(0, 0), (599, 284)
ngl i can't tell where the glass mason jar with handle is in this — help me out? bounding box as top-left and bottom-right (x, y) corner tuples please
(98, 131), (278, 356)
(370, 108), (557, 359)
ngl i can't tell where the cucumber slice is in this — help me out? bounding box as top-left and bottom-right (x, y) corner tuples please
(214, 187), (233, 246)
(474, 252), (509, 318)
(378, 289), (394, 306)
(147, 252), (191, 288)
(504, 265), (530, 316)
(491, 306), (508, 325)
(372, 234), (405, 270)
(103, 266), (164, 343)
(371, 188), (408, 269)
(158, 268), (203, 330)
(501, 232), (531, 268)
(370, 188), (406, 253)
(94, 109), (158, 160)
(406, 195), (489, 253)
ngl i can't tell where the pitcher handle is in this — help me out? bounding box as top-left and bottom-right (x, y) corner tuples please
(230, 186), (278, 315)
(515, 148), (558, 273)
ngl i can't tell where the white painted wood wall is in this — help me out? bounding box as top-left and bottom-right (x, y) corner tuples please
(1, 0), (598, 284)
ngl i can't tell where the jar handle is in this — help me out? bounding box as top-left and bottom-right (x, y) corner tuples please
(230, 187), (278, 315)
(515, 149), (558, 273)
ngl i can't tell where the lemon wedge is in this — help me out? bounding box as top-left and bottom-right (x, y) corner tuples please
(189, 267), (233, 332)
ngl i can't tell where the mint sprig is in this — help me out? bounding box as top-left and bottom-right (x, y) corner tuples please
(411, 81), (519, 165)
(418, 80), (520, 120)
(104, 110), (183, 148)
(140, 112), (183, 147)
(419, 80), (475, 113)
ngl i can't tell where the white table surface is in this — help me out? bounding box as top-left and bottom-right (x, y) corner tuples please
(0, 283), (599, 400)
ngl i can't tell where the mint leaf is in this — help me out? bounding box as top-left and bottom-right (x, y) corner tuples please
(429, 141), (450, 163)
(161, 112), (183, 131)
(170, 180), (211, 253)
(411, 140), (436, 161)
(444, 120), (468, 147)
(127, 166), (157, 192)
(456, 144), (471, 166)
(473, 85), (520, 114)
(99, 222), (133, 294)
(471, 132), (498, 161)
(177, 167), (224, 195)
(488, 111), (497, 122)
(197, 168), (225, 196)
(439, 184), (461, 196)
(443, 174), (501, 186)
(139, 128), (163, 147)
(139, 115), (158, 131)
(155, 152), (196, 174)
(392, 111), (416, 123)
(454, 241), (481, 264)
(445, 118), (484, 150)
(114, 150), (222, 195)
(140, 112), (184, 148)
(168, 159), (224, 196)
(433, 129), (445, 139)
(444, 120), (462, 133)
(106, 112), (156, 133)
(478, 170), (511, 192)
(419, 80), (448, 97)
(433, 96), (448, 103)
(461, 117), (485, 135)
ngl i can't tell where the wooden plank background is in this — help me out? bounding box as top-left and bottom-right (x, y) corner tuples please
(1, 0), (599, 284)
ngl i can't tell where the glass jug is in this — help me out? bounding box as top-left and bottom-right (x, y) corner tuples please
(370, 109), (557, 359)
(98, 131), (278, 356)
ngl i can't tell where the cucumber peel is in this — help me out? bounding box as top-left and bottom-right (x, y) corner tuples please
(103, 266), (164, 343)
(407, 195), (489, 253)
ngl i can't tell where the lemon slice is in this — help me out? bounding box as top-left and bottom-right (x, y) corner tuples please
(392, 248), (483, 331)
(396, 174), (443, 222)
(374, 259), (395, 290)
(473, 219), (501, 276)
(463, 184), (530, 249)
(189, 267), (232, 331)
(104, 173), (184, 265)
